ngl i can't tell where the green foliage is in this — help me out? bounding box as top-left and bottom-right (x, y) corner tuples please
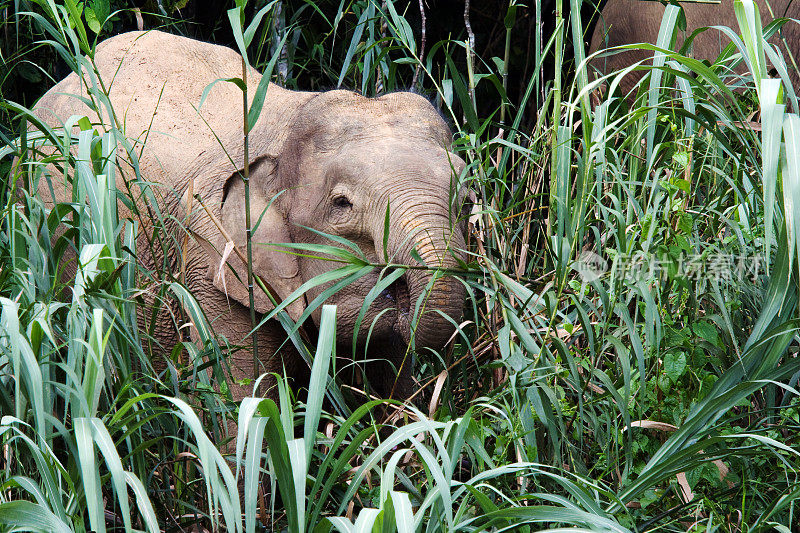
(2, 0), (800, 531)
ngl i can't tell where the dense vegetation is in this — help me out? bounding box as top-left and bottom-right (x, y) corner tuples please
(2, 0), (800, 530)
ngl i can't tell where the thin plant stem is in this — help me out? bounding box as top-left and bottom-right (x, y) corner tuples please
(241, 56), (260, 382)
(411, 0), (426, 89)
(500, 2), (513, 129)
(535, 0), (542, 105)
(550, 0), (563, 240)
(376, 0), (388, 95)
(464, 0), (477, 116)
(272, 0), (288, 84)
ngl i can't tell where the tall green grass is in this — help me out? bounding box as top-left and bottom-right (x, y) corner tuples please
(1, 0), (799, 530)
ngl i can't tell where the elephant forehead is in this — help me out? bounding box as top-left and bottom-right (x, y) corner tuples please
(298, 93), (452, 151)
(307, 116), (449, 152)
(310, 89), (443, 119)
(325, 140), (462, 182)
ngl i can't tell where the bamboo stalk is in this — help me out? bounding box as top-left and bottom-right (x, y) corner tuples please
(272, 1), (288, 84)
(411, 0), (427, 89)
(463, 0), (477, 116)
(241, 56), (260, 382)
(550, 0), (564, 242)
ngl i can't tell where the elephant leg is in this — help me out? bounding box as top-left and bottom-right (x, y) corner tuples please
(222, 316), (307, 402)
(191, 273), (306, 402)
(132, 236), (187, 376)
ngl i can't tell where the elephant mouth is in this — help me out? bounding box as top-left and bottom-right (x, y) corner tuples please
(380, 275), (411, 319)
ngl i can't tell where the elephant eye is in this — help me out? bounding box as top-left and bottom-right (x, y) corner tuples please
(332, 194), (353, 209)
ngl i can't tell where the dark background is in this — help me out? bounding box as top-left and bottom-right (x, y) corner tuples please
(1, 0), (603, 133)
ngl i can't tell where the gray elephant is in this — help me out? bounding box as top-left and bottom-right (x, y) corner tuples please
(31, 30), (467, 400)
(588, 0), (800, 97)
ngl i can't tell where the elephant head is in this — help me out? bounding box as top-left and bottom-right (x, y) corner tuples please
(209, 90), (468, 398)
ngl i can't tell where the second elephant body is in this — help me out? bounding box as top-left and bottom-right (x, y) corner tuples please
(589, 0), (800, 96)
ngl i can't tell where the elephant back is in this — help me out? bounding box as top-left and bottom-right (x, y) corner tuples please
(34, 30), (315, 207)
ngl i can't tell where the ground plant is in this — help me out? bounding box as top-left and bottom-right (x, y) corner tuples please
(1, 0), (800, 531)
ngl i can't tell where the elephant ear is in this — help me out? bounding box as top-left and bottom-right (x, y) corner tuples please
(187, 88), (318, 322)
(205, 157), (304, 321)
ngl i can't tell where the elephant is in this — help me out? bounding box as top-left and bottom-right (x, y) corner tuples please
(30, 30), (468, 402)
(588, 0), (800, 97)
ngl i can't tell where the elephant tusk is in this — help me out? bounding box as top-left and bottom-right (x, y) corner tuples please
(215, 241), (236, 298)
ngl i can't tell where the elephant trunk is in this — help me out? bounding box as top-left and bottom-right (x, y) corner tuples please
(387, 203), (466, 350)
